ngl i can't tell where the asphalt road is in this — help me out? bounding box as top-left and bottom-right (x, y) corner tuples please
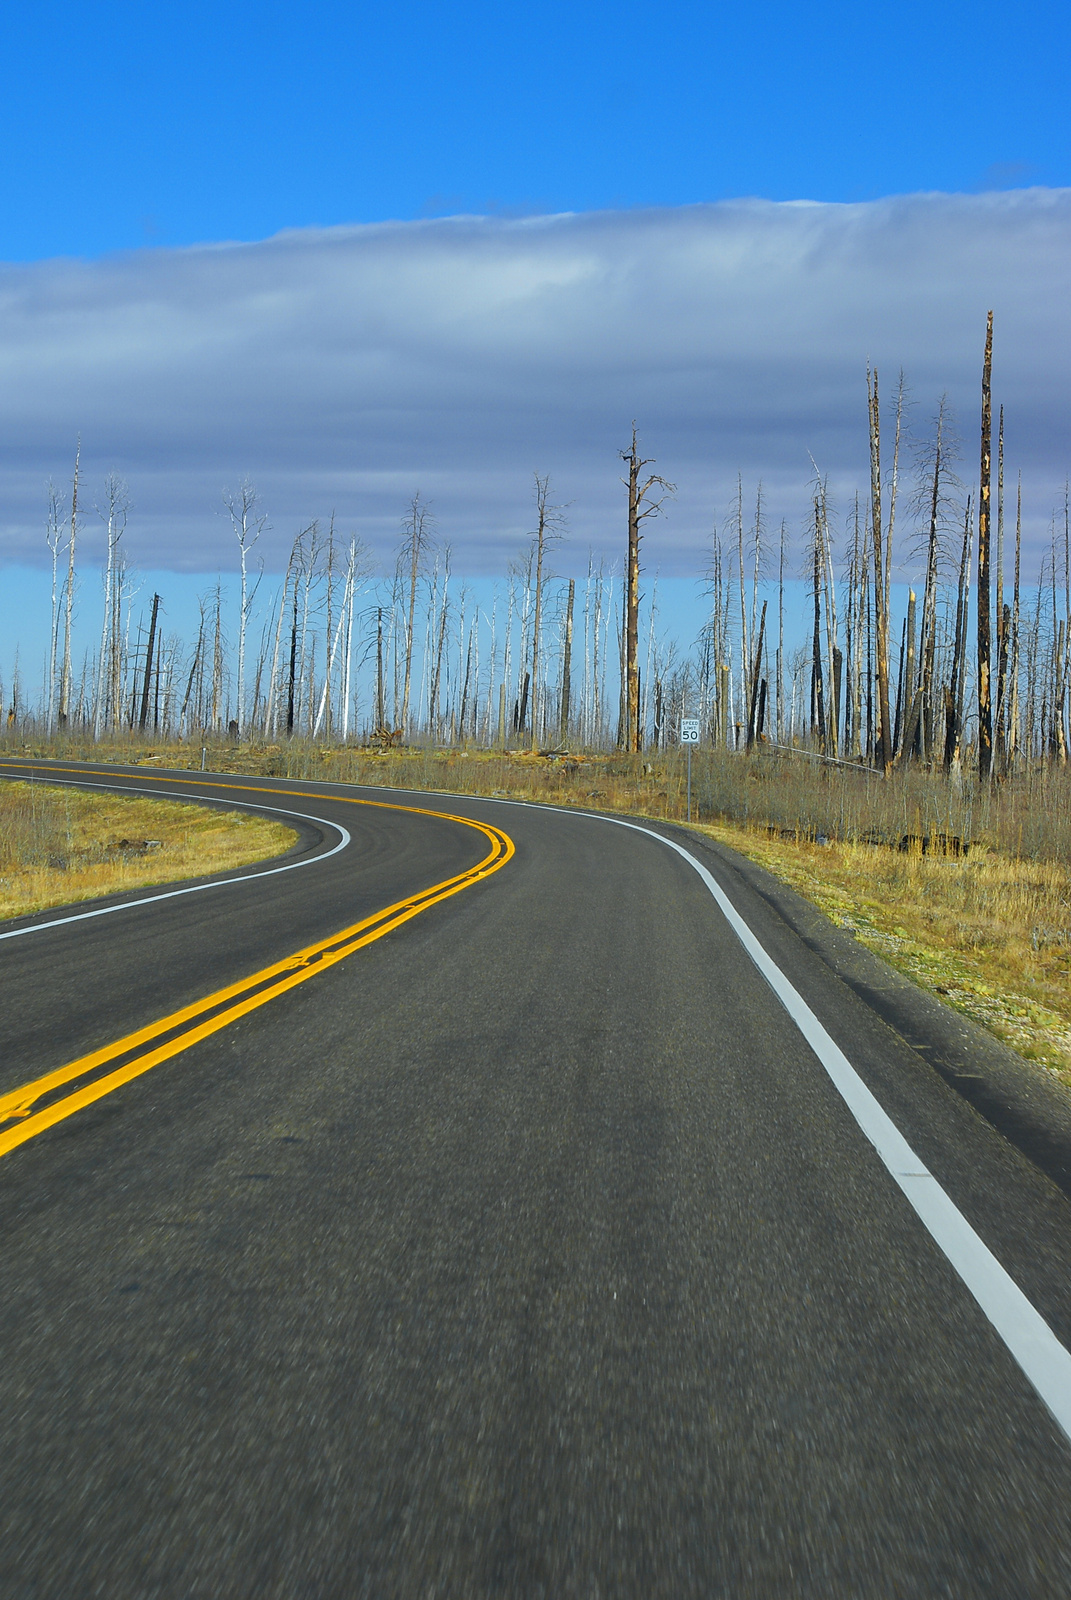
(3, 758), (1071, 1598)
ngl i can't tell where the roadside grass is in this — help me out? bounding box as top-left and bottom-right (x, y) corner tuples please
(686, 821), (1071, 1087)
(0, 782), (296, 920)
(5, 731), (1071, 1087)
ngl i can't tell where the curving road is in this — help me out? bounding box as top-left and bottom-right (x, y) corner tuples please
(2, 758), (1071, 1597)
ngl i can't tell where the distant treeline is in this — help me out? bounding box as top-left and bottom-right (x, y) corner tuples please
(7, 312), (1068, 779)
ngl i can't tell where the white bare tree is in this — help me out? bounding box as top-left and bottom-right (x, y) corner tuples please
(225, 480), (267, 737)
(44, 481), (65, 733)
(93, 473), (128, 738)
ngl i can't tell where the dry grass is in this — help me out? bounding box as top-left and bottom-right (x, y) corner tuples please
(4, 731), (1071, 1083)
(0, 781), (296, 920)
(687, 821), (1071, 1084)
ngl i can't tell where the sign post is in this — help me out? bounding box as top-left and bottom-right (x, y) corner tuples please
(679, 717), (700, 821)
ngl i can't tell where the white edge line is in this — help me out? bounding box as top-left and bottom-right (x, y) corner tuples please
(0, 777), (350, 942)
(14, 769), (1071, 1444)
(349, 780), (1071, 1446)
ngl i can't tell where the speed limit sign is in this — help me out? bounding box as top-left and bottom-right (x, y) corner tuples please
(679, 718), (700, 743)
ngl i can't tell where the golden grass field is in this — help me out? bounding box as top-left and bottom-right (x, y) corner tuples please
(690, 821), (1071, 1083)
(0, 780), (296, 920)
(5, 732), (1070, 1085)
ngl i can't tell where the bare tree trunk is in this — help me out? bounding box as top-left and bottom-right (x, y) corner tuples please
(1008, 476), (1022, 763)
(919, 401), (946, 763)
(851, 498), (865, 757)
(226, 480), (265, 738)
(994, 406), (1006, 767)
(138, 593), (161, 732)
(977, 312), (995, 779)
(868, 372), (894, 771)
(810, 506), (825, 747)
(286, 589), (299, 736)
(818, 479), (839, 755)
(458, 623), (474, 739)
(1062, 484), (1071, 763)
(376, 608), (385, 732)
(211, 584), (225, 731)
(620, 426), (674, 753)
(747, 600), (768, 749)
(892, 616), (907, 758)
(945, 500), (973, 771)
(1052, 531), (1068, 763)
(44, 482), (65, 733)
(264, 538), (298, 737)
(777, 519), (786, 745)
(735, 476), (749, 719)
(59, 441), (81, 728)
(179, 604), (205, 734)
(899, 589), (922, 763)
(430, 563), (450, 739)
(528, 474), (560, 749)
(324, 515), (336, 736)
(560, 577), (574, 745)
(341, 542), (357, 740)
(625, 450), (640, 749)
(400, 494), (433, 735)
(858, 531), (870, 761)
(314, 590), (349, 738)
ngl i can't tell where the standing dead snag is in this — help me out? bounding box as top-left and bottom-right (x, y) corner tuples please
(58, 440), (80, 728)
(995, 407), (1007, 767)
(867, 371), (894, 772)
(810, 500), (826, 747)
(747, 600), (768, 749)
(399, 494), (434, 737)
(528, 474), (567, 748)
(977, 311), (995, 781)
(138, 593), (162, 732)
(225, 480), (267, 739)
(620, 426), (674, 753)
(560, 578), (575, 746)
(945, 499), (973, 771)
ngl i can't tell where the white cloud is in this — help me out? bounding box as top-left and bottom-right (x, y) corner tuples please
(0, 190), (1067, 577)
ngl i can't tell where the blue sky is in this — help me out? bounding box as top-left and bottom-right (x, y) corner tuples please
(0, 0), (1068, 699)
(2, 0), (1068, 261)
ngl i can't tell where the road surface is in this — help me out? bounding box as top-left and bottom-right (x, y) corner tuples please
(2, 757), (1071, 1598)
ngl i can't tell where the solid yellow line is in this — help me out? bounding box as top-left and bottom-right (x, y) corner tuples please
(0, 777), (514, 1160)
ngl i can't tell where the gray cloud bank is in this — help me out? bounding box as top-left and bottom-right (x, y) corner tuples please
(0, 190), (1067, 577)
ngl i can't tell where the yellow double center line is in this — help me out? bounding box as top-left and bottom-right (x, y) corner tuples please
(0, 776), (514, 1161)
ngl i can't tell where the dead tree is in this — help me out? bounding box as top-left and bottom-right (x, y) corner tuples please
(810, 501), (826, 747)
(58, 441), (81, 728)
(560, 578), (575, 745)
(977, 311), (995, 780)
(867, 372), (894, 771)
(945, 499), (973, 771)
(138, 593), (162, 732)
(399, 494), (434, 736)
(995, 407), (1007, 766)
(620, 426), (674, 753)
(747, 600), (768, 749)
(528, 474), (567, 748)
(225, 480), (267, 739)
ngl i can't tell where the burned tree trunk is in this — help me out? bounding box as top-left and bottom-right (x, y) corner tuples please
(619, 427), (674, 753)
(560, 578), (575, 745)
(747, 600), (768, 750)
(138, 593), (161, 733)
(868, 370), (894, 771)
(977, 311), (994, 780)
(945, 500), (973, 771)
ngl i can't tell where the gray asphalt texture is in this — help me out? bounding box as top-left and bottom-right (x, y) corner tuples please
(2, 760), (1071, 1598)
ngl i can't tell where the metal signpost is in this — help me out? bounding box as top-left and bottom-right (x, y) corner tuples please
(679, 717), (700, 821)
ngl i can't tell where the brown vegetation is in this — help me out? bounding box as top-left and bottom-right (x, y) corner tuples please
(5, 732), (1071, 1082)
(0, 779), (295, 920)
